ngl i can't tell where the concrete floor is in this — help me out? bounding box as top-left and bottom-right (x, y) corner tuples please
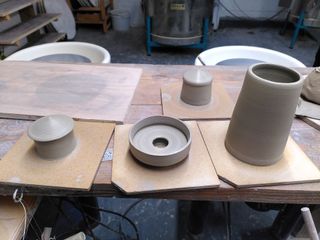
(75, 21), (318, 66)
(73, 22), (319, 240)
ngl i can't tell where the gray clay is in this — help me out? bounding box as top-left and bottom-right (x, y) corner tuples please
(129, 116), (192, 167)
(180, 69), (213, 106)
(225, 63), (304, 166)
(301, 67), (320, 104)
(28, 114), (77, 159)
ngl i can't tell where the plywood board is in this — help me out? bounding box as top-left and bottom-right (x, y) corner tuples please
(198, 121), (320, 188)
(0, 0), (38, 17)
(0, 196), (38, 240)
(296, 98), (320, 121)
(296, 98), (320, 130)
(161, 82), (234, 120)
(0, 121), (115, 190)
(302, 118), (320, 131)
(0, 61), (141, 123)
(112, 121), (220, 194)
(0, 14), (60, 45)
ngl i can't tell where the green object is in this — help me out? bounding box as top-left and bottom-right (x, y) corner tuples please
(0, 52), (5, 60)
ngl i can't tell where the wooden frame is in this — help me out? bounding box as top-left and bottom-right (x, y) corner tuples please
(68, 0), (113, 33)
(0, 64), (319, 205)
(0, 0), (65, 47)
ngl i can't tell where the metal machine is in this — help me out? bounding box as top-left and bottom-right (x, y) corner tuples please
(144, 0), (212, 55)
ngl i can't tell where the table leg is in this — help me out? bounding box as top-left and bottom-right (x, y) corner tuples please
(187, 201), (210, 235)
(271, 204), (305, 240)
(223, 201), (231, 240)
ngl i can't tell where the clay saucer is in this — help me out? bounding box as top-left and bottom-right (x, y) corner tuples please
(129, 116), (192, 167)
(28, 115), (77, 159)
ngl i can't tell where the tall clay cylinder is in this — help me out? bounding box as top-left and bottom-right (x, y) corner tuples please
(225, 63), (304, 166)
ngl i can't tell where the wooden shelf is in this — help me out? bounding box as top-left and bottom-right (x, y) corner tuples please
(70, 0), (112, 33)
(76, 7), (101, 12)
(34, 32), (66, 45)
(76, 13), (110, 24)
(0, 13), (60, 45)
(0, 0), (39, 18)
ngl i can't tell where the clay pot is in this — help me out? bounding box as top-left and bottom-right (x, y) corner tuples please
(129, 116), (192, 167)
(28, 115), (77, 159)
(225, 63), (304, 166)
(180, 69), (213, 106)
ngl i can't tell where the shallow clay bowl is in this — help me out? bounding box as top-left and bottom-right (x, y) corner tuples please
(129, 116), (192, 167)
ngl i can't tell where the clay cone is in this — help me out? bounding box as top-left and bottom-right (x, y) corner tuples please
(225, 63), (303, 166)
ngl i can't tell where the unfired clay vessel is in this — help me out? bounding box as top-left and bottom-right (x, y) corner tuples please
(28, 114), (77, 159)
(225, 63), (303, 166)
(180, 69), (213, 106)
(301, 67), (320, 104)
(129, 116), (192, 167)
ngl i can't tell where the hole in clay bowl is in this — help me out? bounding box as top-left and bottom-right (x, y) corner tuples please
(152, 137), (169, 148)
(252, 64), (300, 83)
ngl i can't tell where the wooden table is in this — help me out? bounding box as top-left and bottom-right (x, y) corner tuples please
(0, 64), (319, 205)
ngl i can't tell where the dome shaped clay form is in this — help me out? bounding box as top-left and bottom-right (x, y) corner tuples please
(28, 115), (77, 159)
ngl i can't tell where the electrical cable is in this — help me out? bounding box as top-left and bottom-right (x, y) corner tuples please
(123, 199), (145, 217)
(82, 213), (127, 239)
(46, 197), (84, 240)
(264, 8), (287, 21)
(27, 220), (42, 240)
(28, 222), (42, 240)
(30, 215), (43, 238)
(73, 199), (97, 240)
(119, 199), (145, 240)
(72, 201), (140, 240)
(13, 189), (27, 240)
(20, 201), (27, 240)
(65, 198), (129, 239)
(217, 0), (287, 22)
(217, 0), (243, 20)
(232, 0), (251, 19)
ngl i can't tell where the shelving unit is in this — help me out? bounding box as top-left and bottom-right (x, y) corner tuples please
(0, 0), (38, 20)
(0, 0), (66, 47)
(68, 0), (112, 33)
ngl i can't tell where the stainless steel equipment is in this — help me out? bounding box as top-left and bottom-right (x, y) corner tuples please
(145, 0), (212, 46)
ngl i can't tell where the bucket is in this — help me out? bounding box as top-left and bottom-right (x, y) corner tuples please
(111, 9), (130, 31)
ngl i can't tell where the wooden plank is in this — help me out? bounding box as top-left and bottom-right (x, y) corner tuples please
(0, 14), (60, 45)
(19, 4), (41, 43)
(302, 118), (320, 131)
(112, 122), (220, 194)
(162, 82), (234, 120)
(77, 7), (102, 11)
(0, 121), (115, 190)
(0, 65), (319, 203)
(198, 121), (320, 188)
(0, 196), (38, 240)
(73, 0), (111, 32)
(76, 14), (110, 24)
(0, 61), (142, 123)
(0, 15), (10, 21)
(0, 0), (39, 17)
(33, 32), (66, 45)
